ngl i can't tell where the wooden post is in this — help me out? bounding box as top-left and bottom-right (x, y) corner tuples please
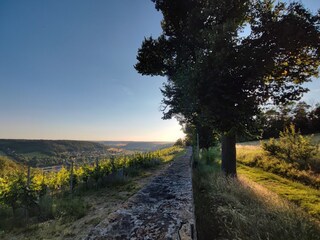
(70, 160), (74, 195)
(111, 157), (115, 173)
(26, 165), (31, 222)
(27, 166), (31, 188)
(95, 157), (99, 169)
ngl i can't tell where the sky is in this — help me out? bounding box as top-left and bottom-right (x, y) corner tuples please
(0, 0), (319, 141)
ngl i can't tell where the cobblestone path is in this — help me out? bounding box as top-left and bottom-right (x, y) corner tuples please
(86, 147), (195, 240)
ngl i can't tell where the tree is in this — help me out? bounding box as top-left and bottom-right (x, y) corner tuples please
(292, 101), (311, 133)
(260, 102), (294, 139)
(174, 138), (184, 147)
(135, 0), (320, 176)
(310, 104), (320, 132)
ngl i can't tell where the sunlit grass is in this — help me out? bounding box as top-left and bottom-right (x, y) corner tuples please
(193, 148), (320, 240)
(238, 164), (320, 219)
(237, 145), (320, 188)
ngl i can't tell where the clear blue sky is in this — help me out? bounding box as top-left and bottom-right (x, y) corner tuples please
(0, 1), (319, 141)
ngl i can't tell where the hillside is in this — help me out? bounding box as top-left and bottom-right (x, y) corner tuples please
(0, 146), (185, 239)
(99, 141), (173, 152)
(0, 140), (174, 168)
(0, 139), (106, 155)
(0, 140), (108, 167)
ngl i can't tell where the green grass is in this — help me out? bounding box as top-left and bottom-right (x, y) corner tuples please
(237, 146), (320, 188)
(193, 147), (320, 240)
(238, 164), (320, 219)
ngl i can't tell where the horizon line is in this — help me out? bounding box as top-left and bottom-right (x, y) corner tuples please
(0, 138), (175, 143)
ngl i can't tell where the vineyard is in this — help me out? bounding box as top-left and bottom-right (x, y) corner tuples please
(0, 146), (183, 230)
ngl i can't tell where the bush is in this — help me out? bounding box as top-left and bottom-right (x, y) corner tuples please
(0, 204), (13, 230)
(262, 125), (318, 170)
(54, 197), (88, 220)
(198, 147), (219, 165)
(38, 195), (54, 220)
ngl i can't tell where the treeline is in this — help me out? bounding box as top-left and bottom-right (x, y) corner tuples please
(182, 101), (320, 145)
(0, 146), (182, 229)
(259, 102), (320, 139)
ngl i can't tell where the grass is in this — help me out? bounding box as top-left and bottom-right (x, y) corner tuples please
(193, 147), (320, 240)
(162, 147), (186, 162)
(54, 196), (89, 221)
(238, 164), (320, 219)
(236, 141), (320, 219)
(237, 145), (320, 188)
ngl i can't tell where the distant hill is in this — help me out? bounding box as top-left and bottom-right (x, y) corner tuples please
(0, 139), (106, 155)
(99, 141), (173, 152)
(0, 139), (108, 167)
(0, 140), (174, 168)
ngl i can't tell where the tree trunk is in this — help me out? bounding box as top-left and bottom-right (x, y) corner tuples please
(221, 132), (237, 177)
(198, 125), (214, 149)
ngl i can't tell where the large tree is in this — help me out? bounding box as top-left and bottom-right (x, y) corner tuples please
(135, 0), (320, 176)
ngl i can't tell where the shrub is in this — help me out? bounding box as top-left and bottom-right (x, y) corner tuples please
(262, 124), (318, 170)
(199, 147), (219, 165)
(261, 138), (281, 156)
(0, 204), (12, 230)
(54, 197), (88, 220)
(38, 195), (54, 220)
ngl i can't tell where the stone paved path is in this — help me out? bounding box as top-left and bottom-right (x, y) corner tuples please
(85, 147), (195, 240)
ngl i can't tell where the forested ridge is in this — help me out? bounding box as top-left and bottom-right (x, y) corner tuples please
(0, 139), (106, 155)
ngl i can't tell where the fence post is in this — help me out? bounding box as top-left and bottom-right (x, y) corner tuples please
(26, 165), (31, 221)
(27, 166), (31, 188)
(70, 160), (74, 195)
(95, 157), (99, 169)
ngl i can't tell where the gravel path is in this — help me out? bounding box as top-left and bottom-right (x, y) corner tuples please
(85, 147), (195, 240)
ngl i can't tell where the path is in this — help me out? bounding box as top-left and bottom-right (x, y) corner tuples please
(86, 147), (195, 240)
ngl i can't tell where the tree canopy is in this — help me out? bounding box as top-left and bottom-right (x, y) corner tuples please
(135, 0), (320, 175)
